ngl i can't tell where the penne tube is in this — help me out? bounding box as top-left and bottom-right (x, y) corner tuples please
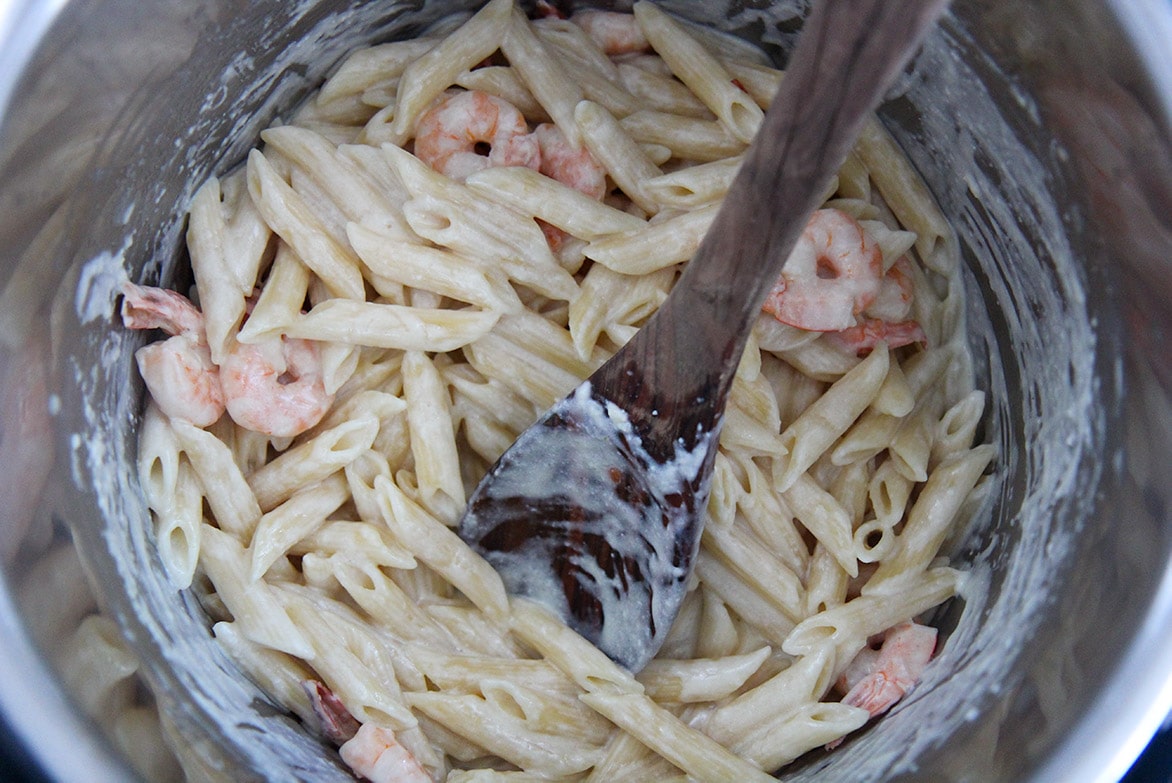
(186, 177), (253, 364)
(866, 444), (996, 589)
(408, 691), (603, 776)
(153, 459), (203, 589)
(855, 117), (952, 268)
(574, 100), (664, 215)
(637, 646), (770, 703)
(633, 1), (764, 143)
(695, 551), (796, 647)
(247, 414), (379, 511)
(261, 125), (415, 240)
(643, 154), (743, 208)
(456, 65), (549, 121)
(389, 0), (513, 144)
(212, 621), (317, 726)
(318, 38), (439, 105)
(568, 264), (672, 360)
(701, 523), (804, 623)
(170, 419), (261, 539)
(465, 165), (647, 240)
(508, 599), (643, 695)
(377, 475), (509, 621)
(783, 473), (857, 577)
(584, 203), (718, 275)
(616, 61), (714, 119)
(774, 344), (890, 492)
(783, 566), (961, 662)
(286, 298), (500, 352)
(248, 472), (351, 580)
(246, 149), (365, 300)
(704, 644), (836, 746)
(236, 242), (311, 344)
(199, 524), (314, 658)
(500, 7), (585, 147)
(619, 110), (746, 162)
(932, 389), (987, 466)
(805, 544), (850, 615)
(732, 700), (870, 771)
(401, 350), (465, 517)
(577, 690), (777, 783)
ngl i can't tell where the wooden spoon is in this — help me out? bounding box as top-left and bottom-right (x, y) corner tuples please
(458, 0), (949, 672)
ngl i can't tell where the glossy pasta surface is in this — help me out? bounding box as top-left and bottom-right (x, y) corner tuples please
(130, 2), (993, 780)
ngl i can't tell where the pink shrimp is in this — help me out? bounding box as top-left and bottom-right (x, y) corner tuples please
(838, 621), (937, 717)
(866, 255), (916, 323)
(339, 723), (430, 783)
(571, 9), (650, 55)
(824, 318), (927, 357)
(218, 336), (333, 439)
(535, 122), (608, 200)
(533, 0), (565, 19)
(533, 122), (609, 252)
(303, 680), (360, 746)
(414, 90), (540, 181)
(823, 256), (927, 355)
(121, 282), (225, 427)
(762, 208), (884, 332)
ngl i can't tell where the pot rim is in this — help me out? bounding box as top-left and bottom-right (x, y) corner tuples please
(1, 1), (1171, 782)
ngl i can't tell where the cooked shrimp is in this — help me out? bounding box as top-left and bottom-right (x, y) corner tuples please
(866, 256), (916, 323)
(122, 283), (205, 334)
(121, 282), (225, 427)
(533, 122), (609, 253)
(824, 319), (927, 357)
(339, 723), (430, 783)
(414, 90), (540, 181)
(762, 208), (884, 332)
(822, 256), (926, 355)
(535, 122), (608, 200)
(838, 621), (937, 717)
(533, 0), (566, 18)
(303, 680), (359, 745)
(219, 336), (333, 439)
(571, 9), (650, 55)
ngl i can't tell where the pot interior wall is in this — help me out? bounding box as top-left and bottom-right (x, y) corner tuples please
(1, 1), (1169, 781)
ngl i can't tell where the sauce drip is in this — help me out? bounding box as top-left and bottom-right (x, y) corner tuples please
(459, 383), (718, 672)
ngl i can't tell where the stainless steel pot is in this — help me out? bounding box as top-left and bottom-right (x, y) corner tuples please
(2, 1), (1171, 781)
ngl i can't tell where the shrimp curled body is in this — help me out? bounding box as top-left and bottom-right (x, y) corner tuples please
(534, 122), (609, 253)
(763, 208), (884, 332)
(122, 282), (332, 437)
(339, 723), (430, 783)
(839, 621), (937, 717)
(219, 337), (333, 439)
(414, 90), (540, 181)
(571, 9), (650, 55)
(535, 122), (608, 200)
(121, 282), (225, 427)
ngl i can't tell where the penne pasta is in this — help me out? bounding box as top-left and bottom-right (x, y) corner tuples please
(389, 0), (514, 144)
(246, 149), (366, 300)
(632, 2), (764, 143)
(286, 298), (500, 352)
(123, 5), (994, 779)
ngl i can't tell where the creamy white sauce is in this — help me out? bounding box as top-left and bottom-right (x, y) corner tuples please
(460, 382), (718, 672)
(59, 1), (1110, 779)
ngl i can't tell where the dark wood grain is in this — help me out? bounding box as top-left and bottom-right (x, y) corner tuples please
(598, 0), (951, 459)
(459, 0), (949, 671)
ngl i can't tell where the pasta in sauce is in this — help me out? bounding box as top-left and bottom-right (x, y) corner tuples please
(126, 1), (993, 780)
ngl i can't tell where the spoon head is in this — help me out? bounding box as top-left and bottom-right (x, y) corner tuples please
(458, 382), (717, 672)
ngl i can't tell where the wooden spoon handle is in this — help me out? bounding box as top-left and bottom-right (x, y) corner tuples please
(626, 0), (949, 432)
